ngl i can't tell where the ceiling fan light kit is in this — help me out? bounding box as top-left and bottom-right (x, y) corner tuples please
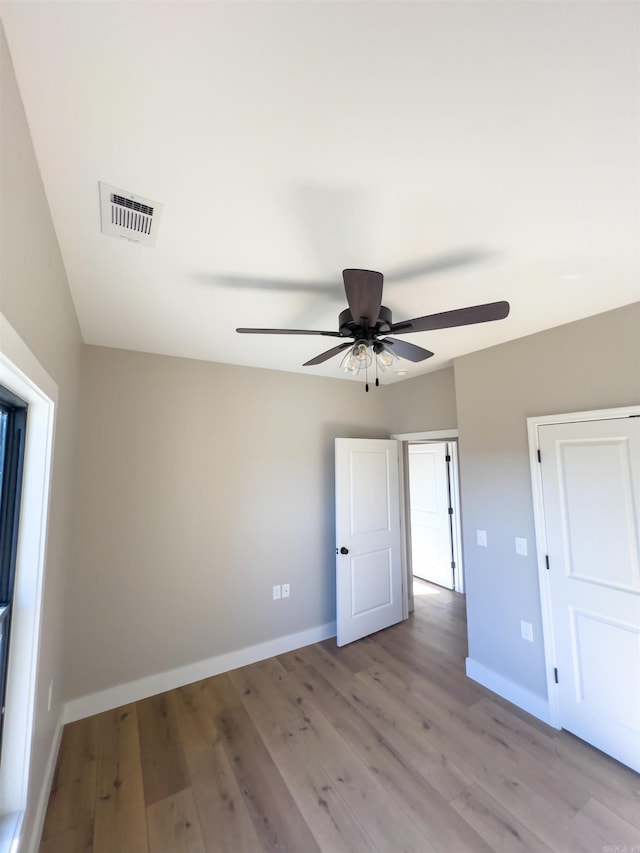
(237, 269), (510, 391)
(340, 341), (372, 374)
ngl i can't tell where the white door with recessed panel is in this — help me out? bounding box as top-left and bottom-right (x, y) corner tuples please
(539, 416), (640, 771)
(335, 438), (404, 647)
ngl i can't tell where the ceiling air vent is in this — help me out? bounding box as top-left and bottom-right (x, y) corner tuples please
(99, 182), (163, 247)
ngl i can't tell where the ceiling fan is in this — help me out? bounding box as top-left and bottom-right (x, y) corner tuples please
(237, 269), (509, 388)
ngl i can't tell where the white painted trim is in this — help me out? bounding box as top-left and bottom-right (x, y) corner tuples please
(64, 620), (337, 723)
(0, 813), (21, 853)
(396, 441), (411, 618)
(0, 315), (57, 853)
(527, 418), (561, 727)
(465, 657), (554, 726)
(526, 405), (640, 731)
(21, 713), (63, 853)
(392, 429), (458, 441)
(447, 442), (465, 595)
(0, 316), (58, 402)
(528, 406), (640, 429)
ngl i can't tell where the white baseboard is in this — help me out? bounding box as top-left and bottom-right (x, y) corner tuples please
(63, 621), (337, 724)
(465, 657), (555, 727)
(22, 711), (64, 853)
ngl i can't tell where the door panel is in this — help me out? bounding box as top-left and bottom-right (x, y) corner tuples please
(408, 443), (453, 588)
(351, 549), (392, 615)
(539, 417), (640, 771)
(558, 437), (638, 589)
(571, 607), (638, 731)
(335, 439), (404, 646)
(349, 451), (390, 535)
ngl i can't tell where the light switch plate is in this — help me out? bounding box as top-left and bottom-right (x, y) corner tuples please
(515, 537), (528, 556)
(477, 529), (487, 547)
(272, 585), (281, 600)
(520, 620), (533, 642)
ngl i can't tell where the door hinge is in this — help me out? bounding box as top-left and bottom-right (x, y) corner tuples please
(537, 448), (542, 463)
(554, 667), (559, 684)
(448, 506), (453, 515)
(545, 555), (550, 570)
(451, 561), (456, 570)
(445, 454), (451, 462)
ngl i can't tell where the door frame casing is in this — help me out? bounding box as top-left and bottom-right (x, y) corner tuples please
(527, 405), (640, 729)
(392, 430), (464, 606)
(0, 314), (57, 852)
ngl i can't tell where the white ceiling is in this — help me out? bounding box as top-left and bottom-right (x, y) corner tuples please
(2, 1), (638, 382)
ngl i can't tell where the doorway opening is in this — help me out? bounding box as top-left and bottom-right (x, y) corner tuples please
(406, 440), (458, 592)
(334, 431), (465, 651)
(392, 430), (464, 616)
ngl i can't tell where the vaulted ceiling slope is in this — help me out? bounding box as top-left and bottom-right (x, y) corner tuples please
(1, 1), (638, 382)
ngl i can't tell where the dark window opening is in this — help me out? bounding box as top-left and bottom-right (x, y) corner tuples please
(0, 386), (27, 762)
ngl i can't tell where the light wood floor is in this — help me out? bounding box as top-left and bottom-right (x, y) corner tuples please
(40, 579), (640, 852)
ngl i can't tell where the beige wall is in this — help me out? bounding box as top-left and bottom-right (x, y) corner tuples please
(454, 302), (640, 698)
(380, 366), (457, 434)
(0, 24), (83, 845)
(66, 349), (388, 697)
(64, 349), (457, 701)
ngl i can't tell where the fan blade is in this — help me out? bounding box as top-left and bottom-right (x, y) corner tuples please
(390, 300), (510, 335)
(303, 342), (353, 366)
(200, 273), (339, 295)
(381, 338), (434, 362)
(385, 248), (494, 285)
(236, 327), (343, 337)
(343, 269), (383, 326)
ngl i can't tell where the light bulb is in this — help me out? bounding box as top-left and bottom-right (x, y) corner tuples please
(355, 342), (371, 362)
(376, 346), (398, 371)
(339, 342), (372, 373)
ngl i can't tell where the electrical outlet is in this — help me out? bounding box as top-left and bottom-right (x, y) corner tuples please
(520, 620), (533, 642)
(282, 583), (290, 598)
(476, 529), (487, 547)
(272, 585), (281, 600)
(515, 537), (528, 556)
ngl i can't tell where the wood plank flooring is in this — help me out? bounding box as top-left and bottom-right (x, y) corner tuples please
(40, 580), (640, 852)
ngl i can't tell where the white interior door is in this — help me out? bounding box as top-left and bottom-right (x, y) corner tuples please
(335, 438), (404, 647)
(407, 442), (454, 589)
(539, 416), (640, 771)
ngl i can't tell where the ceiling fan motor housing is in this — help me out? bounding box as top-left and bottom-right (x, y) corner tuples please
(339, 305), (393, 338)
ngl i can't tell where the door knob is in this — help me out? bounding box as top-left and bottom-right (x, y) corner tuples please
(340, 546), (349, 554)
